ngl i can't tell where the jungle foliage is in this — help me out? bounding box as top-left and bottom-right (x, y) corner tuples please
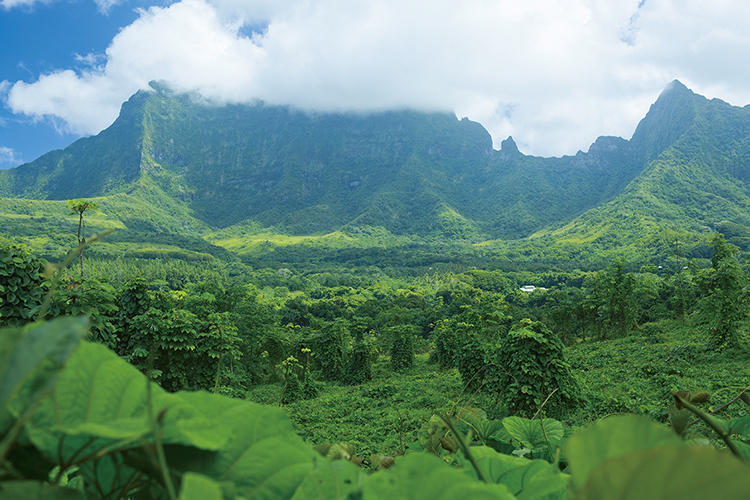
(1, 80), (750, 498)
(0, 239), (748, 498)
(1, 317), (750, 499)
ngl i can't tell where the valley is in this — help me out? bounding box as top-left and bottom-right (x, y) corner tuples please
(1, 80), (749, 499)
(2, 80), (747, 271)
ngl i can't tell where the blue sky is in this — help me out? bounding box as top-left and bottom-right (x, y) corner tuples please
(1, 1), (131, 166)
(0, 0), (171, 167)
(2, 0), (749, 167)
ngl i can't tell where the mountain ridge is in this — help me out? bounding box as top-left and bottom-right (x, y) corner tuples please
(0, 82), (646, 235)
(1, 80), (748, 267)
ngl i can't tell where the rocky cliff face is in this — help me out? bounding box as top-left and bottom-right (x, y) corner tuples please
(2, 80), (746, 242)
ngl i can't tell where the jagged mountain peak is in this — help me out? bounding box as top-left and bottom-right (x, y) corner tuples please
(1, 82), (748, 246)
(629, 79), (700, 161)
(500, 136), (520, 155)
(587, 136), (628, 154)
(662, 79), (691, 95)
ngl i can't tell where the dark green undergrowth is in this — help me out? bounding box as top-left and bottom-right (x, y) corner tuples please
(247, 354), (463, 457)
(246, 319), (750, 458)
(568, 319), (750, 423)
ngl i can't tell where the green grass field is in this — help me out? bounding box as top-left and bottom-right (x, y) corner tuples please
(247, 318), (750, 458)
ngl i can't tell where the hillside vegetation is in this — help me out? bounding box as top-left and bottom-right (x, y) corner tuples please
(2, 80), (747, 269)
(1, 80), (750, 498)
(1, 235), (748, 498)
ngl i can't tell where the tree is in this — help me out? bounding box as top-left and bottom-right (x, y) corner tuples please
(67, 199), (99, 278)
(484, 318), (579, 418)
(586, 260), (636, 338)
(697, 235), (748, 348)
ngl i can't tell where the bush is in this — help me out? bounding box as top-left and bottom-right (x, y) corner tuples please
(0, 244), (45, 327)
(485, 318), (579, 417)
(390, 325), (416, 372)
(457, 333), (485, 393)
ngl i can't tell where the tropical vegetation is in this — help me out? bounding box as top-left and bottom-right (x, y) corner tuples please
(0, 80), (749, 498)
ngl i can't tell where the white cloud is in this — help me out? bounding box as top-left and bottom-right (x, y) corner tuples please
(93, 0), (123, 14)
(1, 0), (50, 8)
(1, 0), (122, 13)
(0, 146), (23, 167)
(73, 52), (107, 69)
(6, 0), (750, 156)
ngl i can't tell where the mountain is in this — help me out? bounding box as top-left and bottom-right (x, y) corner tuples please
(0, 80), (748, 267)
(526, 81), (750, 260)
(0, 82), (643, 238)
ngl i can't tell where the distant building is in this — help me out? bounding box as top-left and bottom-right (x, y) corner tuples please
(520, 285), (547, 293)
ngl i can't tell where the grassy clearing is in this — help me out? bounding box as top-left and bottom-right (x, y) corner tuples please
(247, 353), (463, 457)
(568, 319), (750, 424)
(207, 231), (356, 255)
(247, 319), (750, 456)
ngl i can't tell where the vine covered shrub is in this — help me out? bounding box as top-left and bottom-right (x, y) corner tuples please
(309, 320), (348, 381)
(200, 311), (243, 392)
(48, 277), (118, 346)
(343, 336), (373, 385)
(389, 324), (416, 372)
(485, 318), (579, 417)
(431, 318), (462, 369)
(696, 235), (748, 348)
(114, 277), (152, 350)
(279, 353), (317, 404)
(457, 333), (485, 393)
(585, 259), (637, 339)
(127, 306), (201, 391)
(0, 244), (45, 327)
(115, 281), (242, 392)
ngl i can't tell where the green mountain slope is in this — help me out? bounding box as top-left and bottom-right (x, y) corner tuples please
(0, 82), (646, 241)
(527, 81), (750, 261)
(0, 80), (748, 267)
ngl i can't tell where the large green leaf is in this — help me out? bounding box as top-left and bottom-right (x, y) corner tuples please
(187, 396), (317, 499)
(291, 458), (362, 500)
(460, 446), (567, 500)
(730, 439), (750, 460)
(0, 317), (87, 420)
(363, 453), (516, 499)
(26, 343), (230, 457)
(23, 342), (233, 497)
(728, 416), (750, 438)
(564, 415), (682, 490)
(179, 472), (224, 500)
(577, 445), (750, 499)
(19, 339), (364, 499)
(501, 417), (564, 450)
(0, 481), (84, 499)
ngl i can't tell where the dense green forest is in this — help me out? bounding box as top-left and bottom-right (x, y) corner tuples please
(1, 80), (750, 498)
(1, 228), (748, 498)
